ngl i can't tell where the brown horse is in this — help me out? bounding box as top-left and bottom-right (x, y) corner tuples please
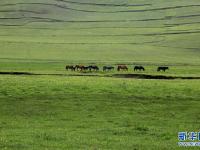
(75, 65), (85, 71)
(117, 65), (128, 71)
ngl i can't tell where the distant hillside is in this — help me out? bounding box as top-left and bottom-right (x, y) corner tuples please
(0, 0), (200, 64)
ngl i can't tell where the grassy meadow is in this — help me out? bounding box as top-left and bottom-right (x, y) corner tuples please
(0, 75), (200, 150)
(0, 0), (200, 149)
(0, 0), (200, 66)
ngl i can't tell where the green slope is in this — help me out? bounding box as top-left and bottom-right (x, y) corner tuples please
(0, 0), (200, 65)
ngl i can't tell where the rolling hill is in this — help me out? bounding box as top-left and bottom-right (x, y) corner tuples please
(0, 2), (200, 149)
(0, 0), (200, 65)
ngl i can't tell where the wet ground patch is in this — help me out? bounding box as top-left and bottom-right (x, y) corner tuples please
(0, 71), (200, 80)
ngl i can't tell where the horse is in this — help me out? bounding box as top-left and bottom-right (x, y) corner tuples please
(66, 65), (75, 71)
(88, 65), (99, 71)
(75, 65), (85, 71)
(83, 66), (90, 71)
(117, 65), (128, 71)
(157, 66), (169, 72)
(134, 66), (145, 71)
(103, 66), (114, 71)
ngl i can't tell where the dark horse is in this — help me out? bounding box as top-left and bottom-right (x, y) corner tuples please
(66, 65), (75, 71)
(88, 65), (99, 71)
(157, 66), (169, 72)
(134, 66), (145, 71)
(117, 65), (128, 71)
(103, 66), (114, 71)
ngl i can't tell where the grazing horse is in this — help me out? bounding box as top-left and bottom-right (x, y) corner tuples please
(88, 65), (99, 71)
(117, 65), (128, 71)
(83, 66), (90, 71)
(134, 66), (145, 71)
(66, 65), (75, 71)
(157, 66), (169, 72)
(103, 66), (114, 71)
(75, 65), (85, 71)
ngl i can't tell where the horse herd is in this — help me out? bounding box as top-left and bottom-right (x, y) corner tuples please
(66, 65), (169, 72)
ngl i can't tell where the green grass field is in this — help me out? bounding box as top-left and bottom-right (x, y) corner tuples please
(0, 0), (200, 149)
(0, 76), (200, 149)
(0, 0), (200, 67)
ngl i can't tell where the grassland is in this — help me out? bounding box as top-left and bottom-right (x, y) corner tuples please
(0, 0), (200, 67)
(0, 75), (200, 150)
(0, 0), (200, 149)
